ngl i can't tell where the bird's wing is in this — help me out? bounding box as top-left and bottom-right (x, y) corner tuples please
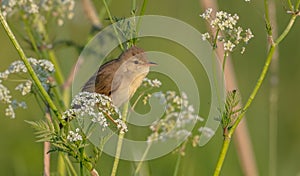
(94, 60), (122, 96)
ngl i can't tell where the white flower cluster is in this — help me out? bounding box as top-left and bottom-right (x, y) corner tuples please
(200, 9), (254, 53)
(1, 0), (75, 26)
(199, 8), (212, 20)
(140, 78), (162, 105)
(0, 57), (54, 118)
(62, 92), (127, 133)
(5, 105), (15, 119)
(15, 80), (32, 96)
(198, 127), (215, 138)
(147, 91), (204, 143)
(0, 83), (12, 104)
(114, 119), (128, 134)
(0, 82), (27, 118)
(28, 58), (55, 73)
(0, 58), (55, 79)
(67, 128), (83, 142)
(142, 78), (162, 88)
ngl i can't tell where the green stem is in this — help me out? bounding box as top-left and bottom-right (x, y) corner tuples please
(173, 153), (182, 176)
(36, 17), (65, 85)
(287, 0), (294, 11)
(213, 46), (276, 176)
(80, 161), (84, 176)
(23, 19), (42, 58)
(102, 0), (125, 51)
(0, 11), (63, 123)
(47, 49), (65, 85)
(296, 0), (300, 10)
(222, 52), (228, 71)
(213, 137), (231, 176)
(111, 102), (129, 176)
(139, 0), (149, 17)
(213, 29), (220, 49)
(213, 14), (298, 176)
(274, 15), (297, 45)
(136, 0), (149, 33)
(264, 0), (272, 35)
(132, 0), (137, 12)
(134, 142), (152, 175)
(98, 0), (111, 21)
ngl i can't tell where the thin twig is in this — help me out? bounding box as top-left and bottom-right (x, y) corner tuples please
(173, 152), (183, 176)
(102, 0), (125, 51)
(134, 142), (152, 174)
(111, 102), (129, 176)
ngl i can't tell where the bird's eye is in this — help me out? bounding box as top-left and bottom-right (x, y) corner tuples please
(134, 60), (139, 64)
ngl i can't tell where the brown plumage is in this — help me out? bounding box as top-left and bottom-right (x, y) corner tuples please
(82, 46), (156, 107)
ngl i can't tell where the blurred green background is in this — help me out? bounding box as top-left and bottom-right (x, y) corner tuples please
(1, 0), (300, 175)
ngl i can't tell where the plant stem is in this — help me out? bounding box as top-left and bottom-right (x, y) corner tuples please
(102, 0), (125, 51)
(173, 153), (182, 176)
(132, 0), (136, 12)
(135, 142), (152, 175)
(213, 136), (231, 176)
(213, 45), (276, 176)
(213, 13), (298, 175)
(274, 15), (297, 45)
(47, 50), (65, 85)
(264, 0), (272, 36)
(136, 0), (149, 33)
(23, 19), (42, 58)
(0, 11), (64, 123)
(111, 102), (129, 176)
(296, 0), (300, 9)
(222, 52), (228, 71)
(287, 0), (294, 11)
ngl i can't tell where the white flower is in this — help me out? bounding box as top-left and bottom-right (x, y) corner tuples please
(244, 28), (254, 43)
(198, 127), (215, 138)
(224, 40), (236, 52)
(67, 129), (83, 142)
(143, 94), (152, 105)
(0, 84), (12, 104)
(148, 91), (202, 142)
(5, 105), (15, 119)
(27, 3), (39, 14)
(114, 119), (128, 134)
(15, 80), (32, 96)
(201, 9), (254, 55)
(1, 0), (75, 25)
(201, 32), (210, 41)
(241, 47), (246, 54)
(63, 92), (121, 131)
(91, 112), (108, 127)
(142, 78), (162, 88)
(200, 8), (212, 20)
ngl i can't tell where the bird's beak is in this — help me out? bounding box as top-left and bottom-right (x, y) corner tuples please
(147, 61), (158, 66)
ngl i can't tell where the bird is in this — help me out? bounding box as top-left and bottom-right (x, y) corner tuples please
(81, 46), (157, 107)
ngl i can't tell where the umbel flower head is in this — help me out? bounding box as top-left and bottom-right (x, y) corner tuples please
(0, 58), (55, 118)
(200, 8), (254, 54)
(1, 0), (75, 26)
(147, 91), (204, 143)
(62, 92), (128, 134)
